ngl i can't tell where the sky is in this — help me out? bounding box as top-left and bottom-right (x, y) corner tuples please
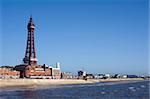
(1, 0), (149, 75)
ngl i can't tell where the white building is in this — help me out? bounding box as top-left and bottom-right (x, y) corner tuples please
(52, 62), (61, 79)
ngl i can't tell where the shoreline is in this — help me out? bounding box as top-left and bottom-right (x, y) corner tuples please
(0, 78), (146, 88)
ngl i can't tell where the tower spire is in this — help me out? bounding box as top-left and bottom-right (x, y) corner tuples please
(29, 15), (33, 22)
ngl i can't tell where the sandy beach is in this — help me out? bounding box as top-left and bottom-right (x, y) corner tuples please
(0, 78), (145, 88)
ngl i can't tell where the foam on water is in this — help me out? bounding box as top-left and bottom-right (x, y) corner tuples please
(140, 85), (145, 88)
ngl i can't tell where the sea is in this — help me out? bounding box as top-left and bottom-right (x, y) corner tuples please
(0, 80), (149, 99)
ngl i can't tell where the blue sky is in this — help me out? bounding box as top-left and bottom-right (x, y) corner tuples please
(1, 0), (148, 75)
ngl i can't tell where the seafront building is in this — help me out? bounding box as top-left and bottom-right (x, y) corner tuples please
(0, 63), (61, 79)
(0, 66), (20, 78)
(78, 70), (86, 79)
(52, 63), (61, 79)
(61, 72), (74, 79)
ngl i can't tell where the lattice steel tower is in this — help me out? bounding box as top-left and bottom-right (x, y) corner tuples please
(23, 16), (37, 65)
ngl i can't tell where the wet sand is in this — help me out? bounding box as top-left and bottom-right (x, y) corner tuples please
(0, 78), (144, 88)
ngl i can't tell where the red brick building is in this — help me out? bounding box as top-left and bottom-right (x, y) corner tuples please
(0, 66), (20, 78)
(15, 64), (53, 78)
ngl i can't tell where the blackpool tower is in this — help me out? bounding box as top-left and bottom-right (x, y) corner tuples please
(23, 16), (37, 65)
(15, 16), (38, 78)
(15, 16), (57, 78)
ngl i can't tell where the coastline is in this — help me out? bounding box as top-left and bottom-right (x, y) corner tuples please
(0, 78), (145, 88)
